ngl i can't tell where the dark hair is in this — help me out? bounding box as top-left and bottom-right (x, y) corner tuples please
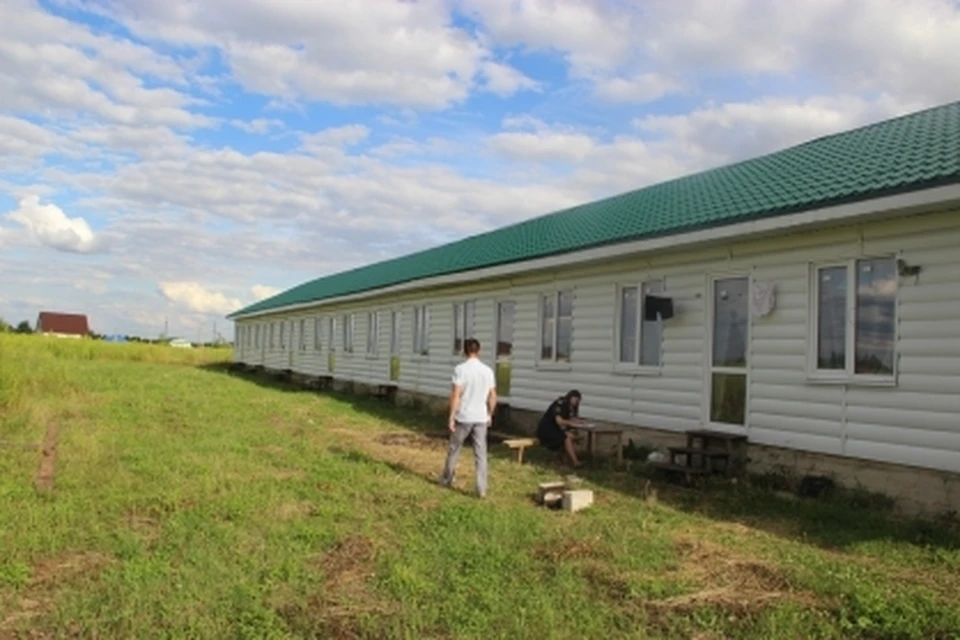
(463, 338), (481, 355)
(565, 389), (582, 401)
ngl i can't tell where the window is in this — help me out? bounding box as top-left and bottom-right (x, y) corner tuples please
(327, 317), (336, 352)
(812, 258), (897, 380)
(279, 321), (286, 349)
(618, 280), (665, 368)
(390, 310), (401, 354)
(413, 304), (430, 356)
(496, 301), (515, 358)
(452, 301), (476, 354)
(710, 277), (749, 425)
(298, 319), (306, 351)
(540, 290), (573, 362)
(254, 325), (260, 349)
(367, 311), (379, 355)
(342, 314), (354, 353)
(270, 322), (275, 349)
(314, 318), (322, 351)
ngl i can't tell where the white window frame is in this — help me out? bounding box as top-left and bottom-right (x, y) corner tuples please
(496, 300), (515, 362)
(807, 256), (899, 386)
(452, 300), (476, 355)
(270, 322), (276, 349)
(279, 320), (286, 349)
(390, 309), (401, 355)
(614, 279), (665, 375)
(412, 304), (430, 356)
(328, 317), (336, 353)
(314, 318), (322, 351)
(366, 311), (379, 357)
(703, 273), (752, 431)
(538, 288), (573, 368)
(342, 313), (354, 353)
(298, 318), (306, 352)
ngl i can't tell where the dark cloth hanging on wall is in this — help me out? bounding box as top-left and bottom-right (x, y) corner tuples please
(644, 295), (674, 321)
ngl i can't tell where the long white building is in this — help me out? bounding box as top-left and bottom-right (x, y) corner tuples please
(228, 101), (960, 515)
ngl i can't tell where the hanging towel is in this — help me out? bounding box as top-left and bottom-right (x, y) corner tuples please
(751, 281), (776, 319)
(644, 295), (674, 321)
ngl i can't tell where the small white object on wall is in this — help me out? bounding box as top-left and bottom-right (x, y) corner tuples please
(751, 280), (776, 319)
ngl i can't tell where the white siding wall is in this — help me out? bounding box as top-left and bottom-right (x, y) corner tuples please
(234, 208), (960, 474)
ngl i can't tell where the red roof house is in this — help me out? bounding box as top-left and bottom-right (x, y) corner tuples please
(36, 312), (90, 338)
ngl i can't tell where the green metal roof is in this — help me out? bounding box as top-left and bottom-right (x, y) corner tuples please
(229, 101), (960, 319)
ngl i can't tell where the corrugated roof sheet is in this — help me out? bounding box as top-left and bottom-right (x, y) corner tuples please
(229, 101), (960, 318)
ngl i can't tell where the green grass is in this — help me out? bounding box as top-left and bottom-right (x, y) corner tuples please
(2, 334), (959, 639)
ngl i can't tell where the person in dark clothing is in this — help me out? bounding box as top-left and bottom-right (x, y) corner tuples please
(536, 390), (583, 467)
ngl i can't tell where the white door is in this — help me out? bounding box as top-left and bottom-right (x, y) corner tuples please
(706, 276), (750, 431)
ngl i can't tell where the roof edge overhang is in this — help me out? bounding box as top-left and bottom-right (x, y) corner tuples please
(228, 182), (960, 321)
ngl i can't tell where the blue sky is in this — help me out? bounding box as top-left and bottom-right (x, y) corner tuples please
(2, 0), (959, 339)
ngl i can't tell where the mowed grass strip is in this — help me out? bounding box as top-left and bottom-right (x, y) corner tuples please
(0, 334), (958, 639)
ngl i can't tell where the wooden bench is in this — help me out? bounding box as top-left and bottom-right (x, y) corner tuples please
(488, 430), (584, 464)
(502, 438), (538, 464)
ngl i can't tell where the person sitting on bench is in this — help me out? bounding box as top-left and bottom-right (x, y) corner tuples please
(536, 389), (583, 468)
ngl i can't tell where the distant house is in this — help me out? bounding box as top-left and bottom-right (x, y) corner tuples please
(35, 312), (90, 338)
(169, 337), (193, 349)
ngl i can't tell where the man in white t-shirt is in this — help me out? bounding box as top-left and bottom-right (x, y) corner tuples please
(439, 338), (497, 498)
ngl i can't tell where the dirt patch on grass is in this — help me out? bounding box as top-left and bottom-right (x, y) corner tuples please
(34, 423), (57, 493)
(0, 552), (111, 634)
(646, 535), (813, 621)
(534, 536), (607, 563)
(375, 431), (447, 450)
(276, 534), (397, 638)
(127, 514), (161, 547)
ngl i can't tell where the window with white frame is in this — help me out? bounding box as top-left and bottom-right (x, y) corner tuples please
(279, 321), (286, 349)
(496, 301), (515, 358)
(298, 319), (306, 351)
(390, 310), (401, 354)
(367, 311), (379, 355)
(342, 314), (354, 353)
(413, 304), (430, 356)
(254, 325), (259, 349)
(618, 280), (665, 368)
(540, 289), (573, 362)
(314, 318), (322, 351)
(328, 317), (336, 352)
(452, 300), (475, 354)
(812, 257), (898, 379)
(270, 322), (276, 349)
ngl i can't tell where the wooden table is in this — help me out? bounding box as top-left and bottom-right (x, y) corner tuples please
(568, 421), (625, 466)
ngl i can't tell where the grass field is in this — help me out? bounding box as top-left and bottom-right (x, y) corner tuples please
(1, 334), (959, 639)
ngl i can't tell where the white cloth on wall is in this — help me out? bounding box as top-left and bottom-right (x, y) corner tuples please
(751, 280), (776, 319)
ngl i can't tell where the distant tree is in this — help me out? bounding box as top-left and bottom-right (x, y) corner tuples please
(14, 320), (33, 334)
(0, 317), (10, 333)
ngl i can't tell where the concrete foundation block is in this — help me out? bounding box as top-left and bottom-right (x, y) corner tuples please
(562, 489), (594, 513)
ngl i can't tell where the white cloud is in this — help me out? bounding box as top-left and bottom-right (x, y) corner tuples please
(251, 284), (280, 301)
(300, 124), (370, 151)
(4, 195), (103, 253)
(635, 94), (923, 165)
(92, 0), (533, 109)
(231, 118), (285, 134)
(480, 61), (541, 96)
(465, 0), (960, 106)
(594, 73), (681, 104)
(158, 281), (243, 315)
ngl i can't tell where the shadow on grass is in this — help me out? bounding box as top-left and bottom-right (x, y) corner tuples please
(198, 362), (960, 553)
